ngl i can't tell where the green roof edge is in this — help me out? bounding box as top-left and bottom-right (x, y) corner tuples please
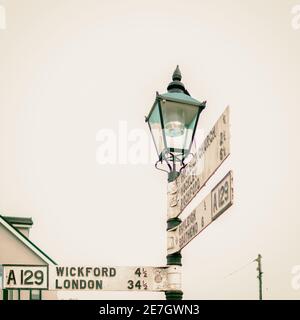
(3, 216), (33, 226)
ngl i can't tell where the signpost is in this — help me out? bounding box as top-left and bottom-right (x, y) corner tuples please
(167, 171), (233, 254)
(1, 265), (169, 292)
(1, 108), (234, 300)
(167, 106), (230, 219)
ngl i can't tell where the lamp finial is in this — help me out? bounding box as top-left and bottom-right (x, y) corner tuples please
(172, 65), (182, 81)
(167, 65), (185, 93)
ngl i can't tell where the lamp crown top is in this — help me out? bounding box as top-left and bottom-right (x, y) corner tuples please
(167, 65), (186, 94)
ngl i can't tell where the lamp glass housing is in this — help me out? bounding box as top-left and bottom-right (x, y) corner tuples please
(147, 92), (204, 162)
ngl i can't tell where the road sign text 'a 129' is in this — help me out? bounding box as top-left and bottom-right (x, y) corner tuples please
(167, 171), (233, 254)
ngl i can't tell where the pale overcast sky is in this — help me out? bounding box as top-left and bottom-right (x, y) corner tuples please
(1, 0), (300, 299)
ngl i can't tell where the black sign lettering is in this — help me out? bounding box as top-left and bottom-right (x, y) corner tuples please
(7, 270), (16, 285)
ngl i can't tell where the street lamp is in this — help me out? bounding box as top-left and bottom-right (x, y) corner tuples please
(146, 66), (206, 300)
(146, 66), (206, 182)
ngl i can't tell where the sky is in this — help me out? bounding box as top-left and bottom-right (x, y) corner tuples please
(1, 0), (300, 299)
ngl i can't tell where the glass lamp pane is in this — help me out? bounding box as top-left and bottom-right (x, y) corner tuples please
(182, 113), (198, 153)
(161, 100), (198, 152)
(148, 101), (165, 157)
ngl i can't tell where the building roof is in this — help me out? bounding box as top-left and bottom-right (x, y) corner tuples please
(0, 215), (56, 265)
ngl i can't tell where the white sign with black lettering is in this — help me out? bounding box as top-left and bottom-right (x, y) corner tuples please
(2, 265), (169, 291)
(211, 171), (233, 220)
(2, 265), (48, 289)
(168, 107), (230, 218)
(49, 266), (168, 291)
(167, 171), (233, 254)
